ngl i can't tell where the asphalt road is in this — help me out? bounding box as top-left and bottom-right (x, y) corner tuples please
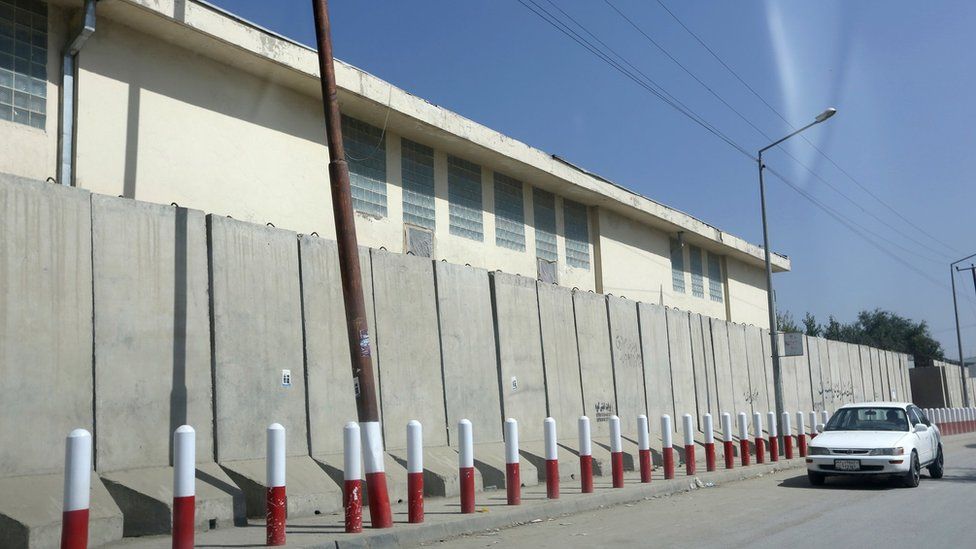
(432, 435), (976, 549)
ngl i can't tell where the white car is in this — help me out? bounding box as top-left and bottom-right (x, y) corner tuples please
(806, 402), (943, 487)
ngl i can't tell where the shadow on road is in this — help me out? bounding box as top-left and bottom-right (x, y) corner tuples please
(777, 473), (901, 491)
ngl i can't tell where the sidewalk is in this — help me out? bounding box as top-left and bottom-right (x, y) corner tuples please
(107, 457), (805, 548)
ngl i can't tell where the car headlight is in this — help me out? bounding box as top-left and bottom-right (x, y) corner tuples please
(868, 447), (905, 456)
(808, 446), (830, 456)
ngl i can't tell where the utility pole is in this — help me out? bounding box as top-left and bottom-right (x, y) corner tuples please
(950, 253), (976, 408)
(311, 0), (391, 528)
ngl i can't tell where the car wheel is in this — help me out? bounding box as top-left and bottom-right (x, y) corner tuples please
(902, 451), (920, 488)
(927, 446), (944, 479)
(807, 470), (826, 486)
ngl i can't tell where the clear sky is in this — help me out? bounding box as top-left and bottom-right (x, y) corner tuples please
(206, 0), (976, 359)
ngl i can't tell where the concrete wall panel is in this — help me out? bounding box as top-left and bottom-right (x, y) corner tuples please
(491, 273), (547, 441)
(744, 325), (769, 414)
(690, 314), (714, 425)
(436, 262), (502, 445)
(781, 352), (800, 414)
(856, 345), (871, 402)
(666, 309), (697, 423)
(607, 296), (646, 436)
(815, 338), (831, 411)
(760, 329), (776, 413)
(371, 250), (446, 450)
(638, 303), (674, 433)
(537, 282), (583, 441)
(825, 340), (850, 407)
(806, 337), (825, 412)
(300, 237), (378, 457)
(209, 216), (307, 460)
(573, 291), (617, 437)
(92, 197), (212, 471)
(709, 319), (736, 416)
(0, 176), (94, 477)
(727, 323), (754, 415)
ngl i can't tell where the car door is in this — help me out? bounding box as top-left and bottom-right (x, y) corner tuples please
(907, 408), (929, 463)
(910, 407), (934, 462)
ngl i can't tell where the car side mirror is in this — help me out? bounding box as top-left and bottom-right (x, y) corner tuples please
(914, 423), (928, 433)
(816, 423), (826, 433)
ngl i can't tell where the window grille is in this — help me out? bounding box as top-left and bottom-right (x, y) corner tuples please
(533, 188), (557, 262)
(401, 138), (435, 229)
(707, 251), (723, 303)
(690, 245), (704, 298)
(670, 238), (685, 293)
(0, 0), (47, 128)
(563, 199), (590, 269)
(448, 155), (483, 241)
(342, 115), (387, 217)
(494, 172), (525, 251)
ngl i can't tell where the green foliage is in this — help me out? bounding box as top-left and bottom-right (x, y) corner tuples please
(776, 310), (800, 333)
(786, 309), (944, 366)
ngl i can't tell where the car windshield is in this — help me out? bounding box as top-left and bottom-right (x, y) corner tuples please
(824, 407), (909, 432)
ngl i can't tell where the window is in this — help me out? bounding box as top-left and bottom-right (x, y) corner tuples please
(342, 115), (387, 217)
(494, 173), (525, 251)
(563, 199), (589, 269)
(689, 245), (704, 298)
(707, 251), (723, 303)
(0, 0), (47, 128)
(533, 188), (557, 262)
(447, 155), (482, 240)
(401, 138), (435, 230)
(670, 238), (685, 293)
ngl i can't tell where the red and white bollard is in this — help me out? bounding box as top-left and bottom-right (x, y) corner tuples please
(781, 412), (794, 459)
(809, 411), (818, 440)
(61, 429), (92, 549)
(458, 419), (475, 513)
(766, 412), (779, 462)
(172, 426), (195, 549)
(637, 414), (652, 483)
(544, 417), (559, 498)
(820, 410), (829, 430)
(661, 415), (675, 480)
(753, 412), (765, 464)
(504, 418), (520, 505)
(578, 416), (594, 493)
(610, 415), (624, 488)
(703, 413), (716, 472)
(737, 412), (750, 467)
(682, 414), (696, 476)
(407, 420), (424, 523)
(796, 412), (807, 458)
(361, 421), (392, 528)
(343, 422), (363, 534)
(266, 424), (287, 546)
(721, 413), (734, 470)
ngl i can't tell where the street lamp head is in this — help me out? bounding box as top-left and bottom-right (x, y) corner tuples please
(815, 107), (837, 123)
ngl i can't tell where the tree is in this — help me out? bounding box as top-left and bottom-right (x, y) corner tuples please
(776, 310), (800, 333)
(802, 312), (822, 337)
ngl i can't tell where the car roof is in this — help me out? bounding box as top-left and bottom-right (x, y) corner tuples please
(838, 402), (911, 409)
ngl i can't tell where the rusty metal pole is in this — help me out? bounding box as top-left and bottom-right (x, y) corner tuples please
(311, 0), (391, 528)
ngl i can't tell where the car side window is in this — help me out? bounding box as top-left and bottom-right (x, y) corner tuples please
(907, 408), (920, 426)
(910, 406), (930, 426)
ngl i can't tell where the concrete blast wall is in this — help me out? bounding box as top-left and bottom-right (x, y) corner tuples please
(638, 303), (674, 434)
(607, 296), (646, 437)
(726, 323), (754, 416)
(709, 319), (737, 416)
(573, 291), (617, 437)
(536, 282), (583, 440)
(666, 308), (697, 425)
(743, 326), (768, 414)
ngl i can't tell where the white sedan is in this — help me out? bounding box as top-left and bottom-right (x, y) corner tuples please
(806, 402), (943, 487)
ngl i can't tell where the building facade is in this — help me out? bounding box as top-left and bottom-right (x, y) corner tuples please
(1, 0), (788, 327)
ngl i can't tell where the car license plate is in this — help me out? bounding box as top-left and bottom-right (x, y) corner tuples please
(835, 459), (861, 471)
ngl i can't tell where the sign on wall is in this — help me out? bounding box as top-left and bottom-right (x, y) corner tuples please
(780, 332), (805, 357)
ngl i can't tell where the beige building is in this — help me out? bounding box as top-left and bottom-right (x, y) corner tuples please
(1, 0), (788, 327)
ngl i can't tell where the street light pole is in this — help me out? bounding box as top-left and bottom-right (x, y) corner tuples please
(953, 259), (976, 406)
(758, 107), (836, 456)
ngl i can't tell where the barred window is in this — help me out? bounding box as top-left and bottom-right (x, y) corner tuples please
(689, 245), (704, 298)
(494, 173), (525, 251)
(670, 238), (685, 293)
(401, 138), (435, 230)
(448, 155), (483, 241)
(533, 188), (557, 262)
(0, 0), (47, 128)
(563, 199), (589, 269)
(707, 252), (723, 302)
(342, 115), (387, 217)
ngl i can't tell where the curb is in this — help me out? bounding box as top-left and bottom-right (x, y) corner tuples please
(324, 458), (806, 548)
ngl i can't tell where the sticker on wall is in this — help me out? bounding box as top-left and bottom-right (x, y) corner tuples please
(353, 376), (361, 398)
(281, 369), (292, 387)
(359, 329), (371, 357)
(511, 376), (518, 391)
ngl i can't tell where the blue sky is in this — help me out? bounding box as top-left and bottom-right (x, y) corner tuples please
(207, 0), (976, 359)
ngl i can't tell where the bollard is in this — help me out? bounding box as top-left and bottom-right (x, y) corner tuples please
(637, 415), (652, 483)
(504, 418), (520, 505)
(544, 418), (559, 498)
(809, 411), (818, 440)
(682, 414), (696, 476)
(266, 424), (286, 546)
(721, 413), (734, 470)
(753, 412), (765, 464)
(610, 415), (624, 488)
(578, 416), (594, 493)
(172, 426), (195, 549)
(459, 419), (475, 513)
(61, 429), (92, 549)
(343, 422), (363, 533)
(796, 412), (807, 458)
(820, 410), (829, 429)
(782, 412), (794, 459)
(661, 415), (675, 479)
(766, 412), (779, 462)
(737, 412), (750, 467)
(407, 420), (424, 523)
(362, 421), (392, 528)
(703, 413), (716, 472)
